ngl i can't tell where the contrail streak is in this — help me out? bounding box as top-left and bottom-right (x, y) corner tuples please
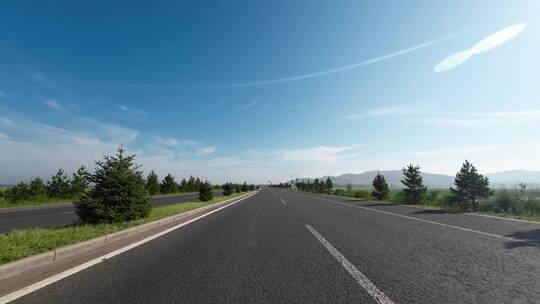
(92, 29), (465, 90)
(191, 29), (466, 88)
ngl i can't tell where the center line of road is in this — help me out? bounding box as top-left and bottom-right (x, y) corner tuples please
(280, 198), (286, 205)
(305, 225), (395, 304)
(61, 211), (75, 214)
(305, 195), (517, 242)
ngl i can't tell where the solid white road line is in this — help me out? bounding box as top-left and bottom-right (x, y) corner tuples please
(60, 211), (75, 214)
(280, 198), (286, 205)
(305, 225), (395, 304)
(305, 195), (518, 242)
(0, 192), (257, 304)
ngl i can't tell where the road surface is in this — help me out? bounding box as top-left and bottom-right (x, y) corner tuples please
(0, 192), (220, 233)
(6, 188), (540, 303)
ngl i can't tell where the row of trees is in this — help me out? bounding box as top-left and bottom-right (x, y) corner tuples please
(370, 160), (491, 211)
(3, 167), (89, 202)
(222, 182), (255, 195)
(293, 160), (492, 212)
(3, 146), (255, 224)
(145, 172), (207, 195)
(295, 177), (333, 194)
(76, 147), (255, 223)
(2, 167), (211, 203)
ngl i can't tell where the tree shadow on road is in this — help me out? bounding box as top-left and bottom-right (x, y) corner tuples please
(504, 229), (540, 249)
(347, 202), (391, 207)
(412, 209), (460, 215)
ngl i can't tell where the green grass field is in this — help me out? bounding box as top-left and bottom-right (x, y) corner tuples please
(0, 192), (249, 265)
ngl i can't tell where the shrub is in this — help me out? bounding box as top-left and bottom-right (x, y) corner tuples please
(198, 181), (213, 202)
(388, 190), (406, 204)
(354, 190), (370, 200)
(334, 189), (345, 196)
(75, 147), (150, 223)
(479, 189), (540, 216)
(5, 182), (32, 202)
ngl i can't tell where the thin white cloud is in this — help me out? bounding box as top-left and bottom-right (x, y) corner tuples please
(0, 132), (10, 140)
(0, 116), (16, 127)
(466, 110), (540, 122)
(413, 109), (540, 127)
(118, 105), (146, 116)
(0, 107), (224, 183)
(43, 99), (64, 111)
(249, 145), (360, 165)
(399, 146), (498, 158)
(237, 100), (257, 111)
(198, 146), (217, 156)
(435, 23), (526, 72)
(347, 105), (422, 119)
(411, 117), (482, 127)
(30, 72), (59, 89)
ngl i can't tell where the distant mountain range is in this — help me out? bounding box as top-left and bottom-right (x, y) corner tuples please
(302, 169), (540, 188)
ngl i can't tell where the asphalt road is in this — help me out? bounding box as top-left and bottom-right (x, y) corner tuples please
(8, 188), (540, 303)
(0, 192), (220, 233)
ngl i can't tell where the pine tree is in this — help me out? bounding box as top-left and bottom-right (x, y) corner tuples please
(241, 182), (248, 192)
(223, 182), (233, 195)
(47, 169), (71, 198)
(186, 175), (195, 192)
(71, 166), (89, 199)
(195, 177), (201, 190)
(371, 173), (389, 200)
(401, 164), (427, 205)
(199, 181), (213, 202)
(450, 160), (491, 212)
(324, 177), (333, 194)
(179, 178), (188, 192)
(75, 146), (150, 223)
(160, 173), (176, 194)
(313, 178), (320, 193)
(145, 170), (160, 195)
(29, 177), (47, 196)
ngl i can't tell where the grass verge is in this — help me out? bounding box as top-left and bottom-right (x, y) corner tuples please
(301, 190), (540, 223)
(0, 192), (249, 265)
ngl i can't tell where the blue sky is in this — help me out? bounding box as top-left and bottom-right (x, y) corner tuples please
(0, 1), (539, 184)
